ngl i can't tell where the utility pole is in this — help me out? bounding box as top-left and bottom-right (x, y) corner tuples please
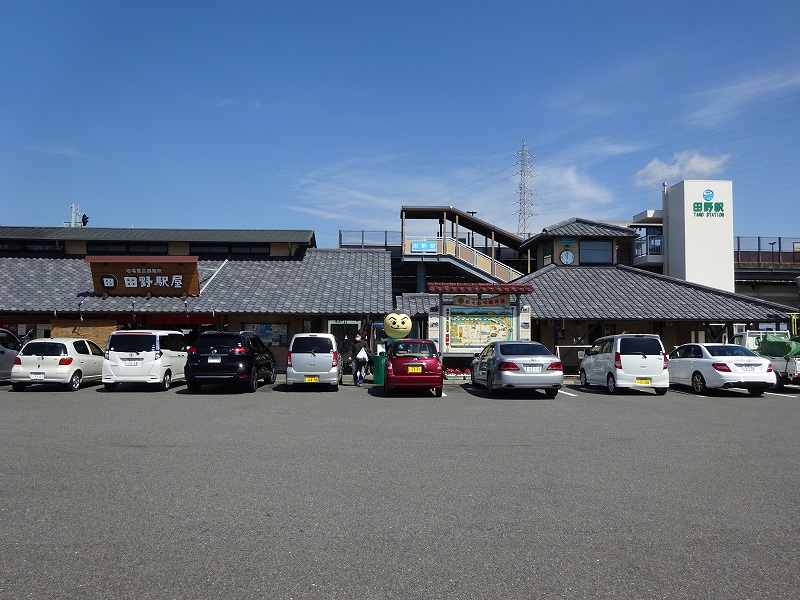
(514, 140), (535, 238)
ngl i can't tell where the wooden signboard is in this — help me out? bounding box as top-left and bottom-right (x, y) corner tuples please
(85, 256), (200, 297)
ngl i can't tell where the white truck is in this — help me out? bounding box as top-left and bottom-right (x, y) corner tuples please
(730, 330), (800, 388)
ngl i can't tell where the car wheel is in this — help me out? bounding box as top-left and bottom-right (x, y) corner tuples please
(159, 371), (172, 392)
(487, 374), (496, 397)
(266, 366), (277, 385)
(385, 386), (393, 397)
(434, 387), (443, 397)
(104, 382), (118, 392)
(747, 388), (765, 397)
(654, 387), (668, 396)
(187, 381), (201, 393)
(12, 382), (27, 392)
(579, 369), (588, 387)
(66, 370), (82, 391)
(245, 368), (259, 393)
(331, 382), (339, 391)
(470, 370), (476, 386)
(606, 374), (618, 395)
(691, 372), (708, 394)
(545, 388), (558, 398)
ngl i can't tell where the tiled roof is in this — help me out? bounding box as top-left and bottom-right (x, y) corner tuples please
(522, 218), (637, 247)
(395, 294), (449, 318)
(396, 265), (796, 322)
(0, 226), (316, 244)
(517, 264), (796, 321)
(0, 249), (393, 316)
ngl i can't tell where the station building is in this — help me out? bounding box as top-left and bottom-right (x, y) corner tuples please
(0, 180), (797, 373)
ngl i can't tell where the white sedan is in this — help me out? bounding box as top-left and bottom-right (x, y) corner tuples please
(11, 338), (105, 391)
(667, 343), (775, 396)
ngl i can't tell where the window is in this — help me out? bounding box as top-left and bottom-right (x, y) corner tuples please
(579, 240), (613, 264)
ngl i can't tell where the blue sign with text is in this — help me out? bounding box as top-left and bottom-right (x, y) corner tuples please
(411, 240), (438, 253)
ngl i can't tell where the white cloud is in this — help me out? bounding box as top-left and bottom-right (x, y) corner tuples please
(633, 150), (731, 187)
(686, 68), (800, 127)
(33, 143), (85, 158)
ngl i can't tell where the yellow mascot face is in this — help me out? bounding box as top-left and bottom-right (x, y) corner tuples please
(384, 312), (412, 339)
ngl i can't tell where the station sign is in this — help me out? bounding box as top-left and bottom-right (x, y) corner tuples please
(86, 256), (200, 297)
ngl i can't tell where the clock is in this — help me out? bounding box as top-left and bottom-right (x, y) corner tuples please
(560, 249), (575, 265)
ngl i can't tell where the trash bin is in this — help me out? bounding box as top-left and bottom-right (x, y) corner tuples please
(372, 354), (386, 385)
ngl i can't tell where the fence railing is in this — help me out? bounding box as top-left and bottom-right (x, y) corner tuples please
(403, 236), (524, 282)
(734, 237), (800, 265)
(634, 235), (663, 258)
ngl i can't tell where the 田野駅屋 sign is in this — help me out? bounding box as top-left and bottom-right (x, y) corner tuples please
(85, 256), (200, 297)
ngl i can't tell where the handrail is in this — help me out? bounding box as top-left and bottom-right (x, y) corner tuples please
(404, 236), (523, 282)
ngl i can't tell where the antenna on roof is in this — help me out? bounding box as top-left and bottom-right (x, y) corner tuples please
(64, 203), (82, 228)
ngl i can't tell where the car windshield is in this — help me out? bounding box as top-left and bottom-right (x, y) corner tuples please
(391, 343), (436, 358)
(108, 334), (157, 353)
(21, 342), (67, 357)
(619, 337), (663, 355)
(499, 343), (550, 356)
(706, 345), (756, 357)
(292, 337), (333, 353)
(195, 334), (241, 351)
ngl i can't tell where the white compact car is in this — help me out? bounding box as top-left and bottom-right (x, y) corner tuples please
(667, 343), (775, 396)
(102, 330), (187, 391)
(11, 337), (105, 391)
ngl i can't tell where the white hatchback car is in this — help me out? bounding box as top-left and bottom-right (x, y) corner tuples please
(11, 337), (105, 391)
(667, 343), (775, 396)
(579, 333), (669, 395)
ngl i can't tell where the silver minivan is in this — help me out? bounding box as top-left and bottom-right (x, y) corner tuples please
(102, 330), (187, 391)
(0, 328), (22, 380)
(285, 333), (342, 390)
(579, 333), (669, 395)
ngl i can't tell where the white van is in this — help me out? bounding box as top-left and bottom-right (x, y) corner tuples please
(102, 330), (187, 391)
(578, 333), (669, 395)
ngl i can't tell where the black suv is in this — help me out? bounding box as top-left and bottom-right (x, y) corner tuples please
(185, 331), (277, 393)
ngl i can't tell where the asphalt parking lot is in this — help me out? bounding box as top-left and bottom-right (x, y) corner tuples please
(1, 380), (798, 599)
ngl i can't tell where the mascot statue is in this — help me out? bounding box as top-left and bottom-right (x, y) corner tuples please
(383, 312), (412, 340)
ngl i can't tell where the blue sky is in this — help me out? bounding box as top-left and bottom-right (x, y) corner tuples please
(2, 1), (798, 247)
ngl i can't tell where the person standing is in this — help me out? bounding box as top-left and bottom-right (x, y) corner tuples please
(349, 334), (370, 386)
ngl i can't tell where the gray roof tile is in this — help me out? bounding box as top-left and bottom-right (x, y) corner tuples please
(0, 249), (393, 316)
(396, 264), (795, 323)
(522, 218), (637, 247)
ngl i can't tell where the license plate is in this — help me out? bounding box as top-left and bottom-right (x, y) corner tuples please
(30, 372), (45, 380)
(524, 365), (542, 373)
(741, 365), (754, 371)
(408, 366), (422, 373)
(305, 375), (319, 383)
(124, 359), (140, 367)
(207, 356), (221, 363)
(636, 378), (651, 385)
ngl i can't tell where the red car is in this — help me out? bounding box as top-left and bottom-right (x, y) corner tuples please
(384, 339), (443, 397)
